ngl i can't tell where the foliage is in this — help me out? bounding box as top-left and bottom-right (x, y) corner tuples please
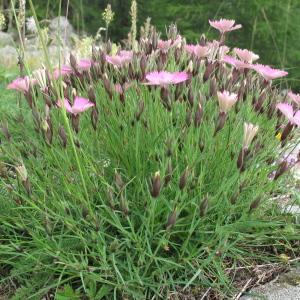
(0, 12), (299, 299)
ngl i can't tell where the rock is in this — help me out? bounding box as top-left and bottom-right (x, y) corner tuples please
(49, 17), (74, 46)
(241, 268), (300, 300)
(0, 45), (18, 68)
(0, 31), (14, 47)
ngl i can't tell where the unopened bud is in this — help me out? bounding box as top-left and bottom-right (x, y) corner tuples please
(249, 197), (261, 212)
(88, 85), (96, 103)
(115, 170), (124, 190)
(70, 53), (77, 71)
(203, 62), (214, 82)
(0, 121), (11, 141)
(185, 110), (192, 127)
(199, 139), (205, 152)
(188, 88), (194, 107)
(281, 122), (293, 144)
(150, 171), (161, 198)
(71, 114), (80, 134)
(58, 126), (67, 148)
(199, 196), (209, 217)
(135, 100), (145, 121)
(164, 160), (173, 186)
(214, 112), (227, 135)
(274, 161), (289, 180)
(120, 192), (129, 216)
(194, 103), (203, 127)
(91, 107), (99, 130)
(166, 207), (177, 230)
(179, 167), (189, 190)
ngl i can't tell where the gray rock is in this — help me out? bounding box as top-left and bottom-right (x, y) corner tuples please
(0, 45), (18, 68)
(241, 268), (300, 300)
(49, 17), (74, 46)
(0, 31), (14, 47)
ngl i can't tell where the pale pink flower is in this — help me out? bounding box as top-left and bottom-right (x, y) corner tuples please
(185, 44), (210, 58)
(252, 64), (288, 81)
(7, 76), (32, 93)
(158, 39), (172, 53)
(243, 122), (259, 149)
(217, 90), (238, 113)
(288, 92), (300, 106)
(234, 48), (259, 63)
(145, 71), (189, 86)
(222, 55), (251, 69)
(209, 19), (242, 34)
(276, 103), (300, 126)
(77, 59), (92, 71)
(53, 65), (73, 79)
(57, 96), (94, 115)
(106, 50), (133, 67)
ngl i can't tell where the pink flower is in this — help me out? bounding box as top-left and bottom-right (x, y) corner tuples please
(288, 92), (300, 106)
(53, 65), (73, 79)
(234, 48), (259, 63)
(158, 39), (172, 53)
(185, 44), (210, 58)
(106, 50), (133, 67)
(222, 55), (251, 69)
(276, 103), (300, 126)
(252, 64), (288, 81)
(145, 71), (189, 86)
(209, 19), (242, 34)
(78, 59), (92, 71)
(57, 96), (94, 115)
(7, 76), (32, 93)
(217, 90), (238, 113)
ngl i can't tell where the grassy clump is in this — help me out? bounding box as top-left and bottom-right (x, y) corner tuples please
(0, 18), (299, 300)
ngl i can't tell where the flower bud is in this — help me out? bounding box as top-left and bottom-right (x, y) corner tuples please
(140, 54), (147, 79)
(214, 112), (227, 135)
(150, 171), (161, 198)
(160, 87), (171, 111)
(199, 34), (206, 46)
(164, 160), (173, 186)
(0, 121), (11, 141)
(88, 85), (96, 103)
(185, 110), (192, 127)
(199, 139), (205, 152)
(203, 62), (214, 82)
(179, 167), (189, 190)
(194, 103), (203, 127)
(249, 197), (261, 212)
(15, 163), (31, 195)
(188, 88), (194, 107)
(199, 196), (209, 217)
(166, 207), (177, 230)
(115, 170), (124, 190)
(71, 114), (80, 134)
(135, 100), (145, 121)
(120, 192), (129, 216)
(281, 122), (293, 144)
(91, 107), (99, 130)
(102, 74), (113, 100)
(58, 126), (67, 148)
(274, 161), (289, 180)
(107, 187), (115, 209)
(209, 77), (217, 97)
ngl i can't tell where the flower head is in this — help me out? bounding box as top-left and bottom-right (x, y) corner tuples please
(252, 64), (288, 81)
(77, 59), (92, 71)
(57, 96), (94, 115)
(145, 71), (189, 86)
(288, 91), (300, 106)
(234, 48), (259, 63)
(222, 55), (250, 69)
(7, 76), (32, 93)
(102, 4), (114, 26)
(217, 90), (238, 113)
(276, 102), (300, 126)
(158, 39), (172, 53)
(53, 65), (73, 79)
(185, 44), (210, 58)
(106, 50), (133, 67)
(243, 122), (259, 149)
(209, 19), (242, 34)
